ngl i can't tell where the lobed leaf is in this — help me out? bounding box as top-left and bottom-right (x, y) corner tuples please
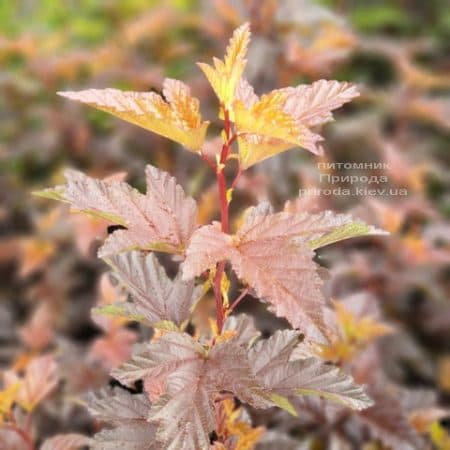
(113, 332), (268, 450)
(112, 333), (205, 389)
(358, 387), (425, 450)
(248, 330), (373, 411)
(39, 165), (197, 257)
(278, 80), (360, 127)
(237, 131), (323, 169)
(149, 390), (214, 450)
(87, 388), (153, 424)
(233, 78), (359, 168)
(182, 220), (327, 343)
(183, 208), (385, 342)
(58, 78), (209, 152)
(92, 424), (159, 450)
(87, 389), (159, 450)
(197, 23), (250, 108)
(105, 251), (200, 327)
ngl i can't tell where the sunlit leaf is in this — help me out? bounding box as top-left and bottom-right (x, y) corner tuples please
(198, 23), (250, 108)
(58, 78), (209, 151)
(234, 79), (359, 168)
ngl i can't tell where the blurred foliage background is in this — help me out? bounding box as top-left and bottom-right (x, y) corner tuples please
(0, 1), (450, 449)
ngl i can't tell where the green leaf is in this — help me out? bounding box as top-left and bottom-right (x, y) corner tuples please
(152, 320), (181, 332)
(32, 187), (66, 202)
(92, 303), (148, 324)
(72, 209), (127, 226)
(269, 393), (298, 417)
(309, 222), (387, 250)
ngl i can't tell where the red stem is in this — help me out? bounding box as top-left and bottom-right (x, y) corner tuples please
(211, 107), (235, 333)
(201, 152), (216, 171)
(217, 169), (229, 233)
(229, 288), (249, 312)
(209, 107), (246, 333)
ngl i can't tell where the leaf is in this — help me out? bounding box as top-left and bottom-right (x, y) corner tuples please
(113, 332), (268, 450)
(105, 251), (200, 328)
(89, 327), (137, 369)
(234, 91), (296, 142)
(234, 89), (324, 168)
(278, 80), (359, 127)
(248, 330), (373, 411)
(183, 218), (329, 338)
(41, 165), (197, 257)
(148, 341), (268, 450)
(111, 332), (206, 388)
(234, 77), (258, 109)
(149, 389), (215, 450)
(40, 434), (92, 450)
(0, 382), (20, 422)
(237, 131), (323, 170)
(4, 354), (59, 412)
(92, 424), (159, 450)
(58, 78), (209, 151)
(222, 314), (260, 347)
(92, 303), (148, 324)
(33, 186), (66, 201)
(307, 221), (388, 249)
(233, 79), (359, 168)
(198, 23), (250, 108)
(319, 296), (393, 362)
(430, 422), (450, 450)
(181, 222), (234, 281)
(269, 393), (298, 417)
(86, 388), (159, 450)
(17, 238), (57, 277)
(358, 386), (425, 450)
(183, 210), (385, 342)
(214, 398), (265, 450)
(87, 388), (153, 425)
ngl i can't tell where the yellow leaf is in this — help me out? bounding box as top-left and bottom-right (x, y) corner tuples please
(216, 399), (264, 450)
(197, 23), (250, 108)
(220, 271), (231, 309)
(237, 134), (293, 169)
(430, 421), (450, 450)
(234, 91), (295, 141)
(320, 302), (392, 362)
(0, 382), (20, 422)
(209, 317), (236, 344)
(234, 92), (316, 168)
(58, 78), (209, 152)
